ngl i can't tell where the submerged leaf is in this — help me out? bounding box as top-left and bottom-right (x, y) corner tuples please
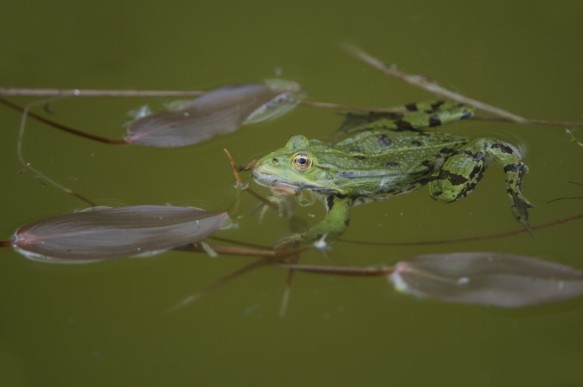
(12, 205), (228, 262)
(125, 80), (301, 147)
(389, 252), (583, 307)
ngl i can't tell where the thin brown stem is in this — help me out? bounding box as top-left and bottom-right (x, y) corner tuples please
(547, 196), (583, 204)
(0, 87), (204, 98)
(343, 43), (529, 123)
(69, 192), (97, 207)
(0, 240), (13, 247)
(174, 243), (277, 257)
(3, 88), (582, 128)
(221, 148), (282, 213)
(474, 116), (583, 128)
(208, 236), (271, 250)
(0, 97), (127, 144)
(167, 257), (272, 311)
(300, 100), (406, 114)
(279, 251), (300, 317)
(223, 148), (245, 187)
(279, 263), (394, 277)
(174, 241), (308, 259)
(339, 211), (583, 247)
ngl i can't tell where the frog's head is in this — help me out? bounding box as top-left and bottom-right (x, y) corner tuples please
(252, 135), (335, 194)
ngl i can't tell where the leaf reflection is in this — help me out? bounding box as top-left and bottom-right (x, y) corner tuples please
(390, 252), (583, 307)
(13, 205), (229, 262)
(126, 80), (301, 147)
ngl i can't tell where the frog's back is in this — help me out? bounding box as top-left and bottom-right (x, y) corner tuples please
(333, 129), (466, 156)
(302, 129), (468, 199)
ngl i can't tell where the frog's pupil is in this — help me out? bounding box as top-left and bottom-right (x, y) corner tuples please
(298, 157), (307, 164)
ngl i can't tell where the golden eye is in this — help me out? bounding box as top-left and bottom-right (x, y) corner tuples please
(292, 153), (312, 171)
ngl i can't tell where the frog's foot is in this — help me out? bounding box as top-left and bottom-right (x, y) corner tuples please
(509, 190), (533, 231)
(504, 162), (534, 231)
(428, 138), (533, 230)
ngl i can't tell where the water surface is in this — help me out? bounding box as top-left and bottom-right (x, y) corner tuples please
(1, 1), (582, 386)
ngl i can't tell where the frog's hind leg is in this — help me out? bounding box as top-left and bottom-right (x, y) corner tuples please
(487, 141), (533, 230)
(400, 101), (475, 129)
(428, 138), (533, 229)
(340, 101), (475, 133)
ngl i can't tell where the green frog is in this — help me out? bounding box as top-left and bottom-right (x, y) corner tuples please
(252, 101), (532, 243)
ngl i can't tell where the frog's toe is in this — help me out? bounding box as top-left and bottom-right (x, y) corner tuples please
(511, 194), (534, 231)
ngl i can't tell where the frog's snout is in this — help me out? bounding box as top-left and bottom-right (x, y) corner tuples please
(251, 157), (275, 180)
(254, 155), (280, 172)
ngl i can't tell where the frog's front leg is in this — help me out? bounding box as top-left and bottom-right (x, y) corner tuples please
(428, 138), (532, 229)
(303, 195), (352, 242)
(273, 195), (351, 249)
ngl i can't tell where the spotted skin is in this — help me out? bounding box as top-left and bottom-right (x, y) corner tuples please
(340, 101), (474, 135)
(253, 101), (532, 242)
(428, 138), (532, 228)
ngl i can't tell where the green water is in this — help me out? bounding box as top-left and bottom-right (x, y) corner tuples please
(1, 1), (582, 386)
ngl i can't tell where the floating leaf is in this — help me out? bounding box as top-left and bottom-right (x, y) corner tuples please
(243, 79), (301, 124)
(389, 252), (583, 307)
(125, 80), (302, 147)
(12, 205), (229, 262)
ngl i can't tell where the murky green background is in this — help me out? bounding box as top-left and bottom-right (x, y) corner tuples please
(1, 1), (582, 386)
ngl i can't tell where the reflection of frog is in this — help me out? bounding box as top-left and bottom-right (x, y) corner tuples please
(253, 101), (532, 242)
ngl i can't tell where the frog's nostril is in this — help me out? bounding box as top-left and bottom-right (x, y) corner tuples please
(272, 158), (279, 163)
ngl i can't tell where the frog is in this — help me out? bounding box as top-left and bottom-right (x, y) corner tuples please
(252, 101), (532, 244)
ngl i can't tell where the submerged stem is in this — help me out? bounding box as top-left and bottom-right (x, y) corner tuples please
(14, 98), (98, 207)
(167, 257), (272, 312)
(0, 87), (204, 98)
(340, 211), (583, 247)
(0, 97), (127, 144)
(279, 263), (394, 277)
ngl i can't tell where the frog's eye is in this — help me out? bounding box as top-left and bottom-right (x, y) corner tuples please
(292, 153), (312, 172)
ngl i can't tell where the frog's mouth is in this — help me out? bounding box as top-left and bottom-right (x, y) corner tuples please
(252, 168), (301, 192)
(252, 167), (325, 195)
